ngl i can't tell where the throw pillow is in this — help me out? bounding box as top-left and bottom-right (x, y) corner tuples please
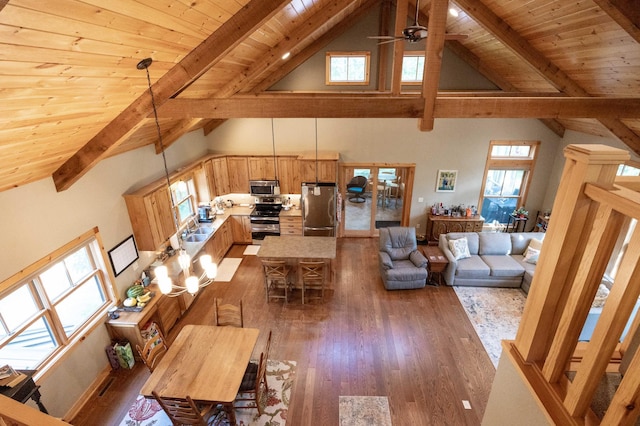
(524, 246), (540, 264)
(528, 238), (543, 251)
(449, 237), (471, 260)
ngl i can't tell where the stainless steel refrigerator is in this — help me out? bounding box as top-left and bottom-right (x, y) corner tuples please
(301, 182), (337, 236)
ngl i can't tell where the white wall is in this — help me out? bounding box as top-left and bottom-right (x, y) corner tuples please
(207, 117), (562, 229)
(542, 130), (640, 209)
(0, 131), (209, 418)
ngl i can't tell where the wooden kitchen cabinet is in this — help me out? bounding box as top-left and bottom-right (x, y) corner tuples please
(425, 214), (484, 245)
(204, 219), (234, 264)
(105, 285), (180, 360)
(280, 215), (302, 236)
(231, 215), (252, 243)
(226, 156), (249, 193)
(124, 186), (176, 251)
(211, 157), (230, 196)
(248, 156), (276, 181)
(277, 156), (299, 194)
(298, 159), (337, 184)
(155, 295), (181, 332)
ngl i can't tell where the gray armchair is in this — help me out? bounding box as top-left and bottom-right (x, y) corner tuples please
(378, 227), (428, 290)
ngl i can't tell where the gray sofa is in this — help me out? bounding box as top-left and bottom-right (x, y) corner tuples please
(439, 231), (546, 290)
(379, 227), (428, 290)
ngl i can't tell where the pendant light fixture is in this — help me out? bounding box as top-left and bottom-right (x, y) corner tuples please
(137, 58), (217, 296)
(271, 118), (280, 194)
(313, 118), (321, 195)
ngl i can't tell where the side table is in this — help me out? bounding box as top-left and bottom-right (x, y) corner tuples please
(0, 370), (48, 414)
(419, 245), (449, 286)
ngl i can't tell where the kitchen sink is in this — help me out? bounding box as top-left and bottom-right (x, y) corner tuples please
(193, 227), (214, 235)
(183, 233), (208, 243)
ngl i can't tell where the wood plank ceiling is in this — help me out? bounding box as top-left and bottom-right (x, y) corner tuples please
(0, 0), (638, 192)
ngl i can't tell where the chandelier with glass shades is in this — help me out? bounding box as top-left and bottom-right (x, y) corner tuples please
(137, 57), (217, 296)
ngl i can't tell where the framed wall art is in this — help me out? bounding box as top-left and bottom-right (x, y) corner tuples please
(108, 235), (139, 277)
(436, 170), (457, 192)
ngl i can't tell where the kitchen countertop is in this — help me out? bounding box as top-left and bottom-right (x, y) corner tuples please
(257, 235), (336, 259)
(279, 207), (302, 217)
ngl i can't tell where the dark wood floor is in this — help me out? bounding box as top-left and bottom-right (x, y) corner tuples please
(71, 238), (495, 426)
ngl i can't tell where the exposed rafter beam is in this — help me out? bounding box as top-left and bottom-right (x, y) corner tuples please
(445, 40), (565, 137)
(156, 96), (640, 119)
(454, 0), (640, 155)
(420, 0), (449, 131)
(592, 0), (640, 44)
(51, 0), (290, 192)
(390, 0), (409, 95)
(250, 0), (377, 93)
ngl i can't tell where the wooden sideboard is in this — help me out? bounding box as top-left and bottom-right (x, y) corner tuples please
(425, 214), (484, 244)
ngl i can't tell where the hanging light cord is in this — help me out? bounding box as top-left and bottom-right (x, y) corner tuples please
(315, 118), (319, 184)
(271, 118), (278, 181)
(139, 58), (179, 236)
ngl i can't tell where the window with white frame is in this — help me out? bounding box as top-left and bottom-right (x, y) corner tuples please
(0, 230), (115, 370)
(401, 53), (425, 83)
(479, 141), (539, 224)
(326, 51), (370, 85)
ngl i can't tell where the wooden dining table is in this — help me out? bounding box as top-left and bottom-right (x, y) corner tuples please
(140, 324), (259, 425)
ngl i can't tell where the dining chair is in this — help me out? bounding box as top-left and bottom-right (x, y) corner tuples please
(377, 180), (391, 207)
(249, 330), (272, 387)
(234, 352), (269, 415)
(261, 259), (292, 303)
(135, 326), (169, 373)
(151, 391), (221, 425)
(299, 260), (326, 304)
(214, 298), (244, 328)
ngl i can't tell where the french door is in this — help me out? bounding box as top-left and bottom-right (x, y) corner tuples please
(339, 164), (414, 237)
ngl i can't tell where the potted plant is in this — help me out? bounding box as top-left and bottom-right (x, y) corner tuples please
(513, 206), (528, 218)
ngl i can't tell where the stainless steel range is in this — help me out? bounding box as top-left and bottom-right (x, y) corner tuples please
(250, 197), (282, 243)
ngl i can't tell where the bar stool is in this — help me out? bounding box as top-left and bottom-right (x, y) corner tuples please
(261, 259), (293, 303)
(299, 260), (326, 304)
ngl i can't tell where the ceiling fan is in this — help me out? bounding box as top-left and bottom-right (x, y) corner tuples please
(368, 0), (467, 45)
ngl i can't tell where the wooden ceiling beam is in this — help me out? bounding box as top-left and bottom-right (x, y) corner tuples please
(51, 0), (290, 192)
(420, 0), (449, 131)
(454, 0), (640, 155)
(592, 0), (640, 44)
(218, 0), (366, 98)
(156, 96), (640, 119)
(445, 40), (565, 137)
(250, 0), (377, 93)
(390, 0), (409, 95)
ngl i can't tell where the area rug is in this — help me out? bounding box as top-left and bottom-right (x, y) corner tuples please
(214, 258), (243, 282)
(243, 245), (261, 255)
(119, 359), (296, 426)
(453, 286), (526, 368)
(339, 396), (392, 426)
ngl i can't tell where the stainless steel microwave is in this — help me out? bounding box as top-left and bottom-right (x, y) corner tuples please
(249, 180), (279, 196)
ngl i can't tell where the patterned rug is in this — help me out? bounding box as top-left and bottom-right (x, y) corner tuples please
(119, 360), (295, 426)
(339, 396), (392, 426)
(453, 286), (526, 368)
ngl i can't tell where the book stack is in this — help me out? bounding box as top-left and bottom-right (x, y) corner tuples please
(0, 365), (26, 388)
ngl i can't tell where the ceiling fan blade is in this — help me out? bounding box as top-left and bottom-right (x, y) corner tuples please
(377, 38), (404, 45)
(367, 35), (398, 40)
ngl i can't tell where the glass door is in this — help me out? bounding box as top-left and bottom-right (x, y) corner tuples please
(340, 164), (413, 237)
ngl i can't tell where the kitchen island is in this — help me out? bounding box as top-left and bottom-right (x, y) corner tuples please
(257, 235), (337, 288)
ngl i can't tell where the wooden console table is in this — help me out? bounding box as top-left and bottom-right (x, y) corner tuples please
(425, 214), (484, 245)
(0, 370), (48, 414)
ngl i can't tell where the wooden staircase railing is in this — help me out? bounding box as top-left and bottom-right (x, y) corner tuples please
(0, 395), (70, 426)
(505, 144), (640, 425)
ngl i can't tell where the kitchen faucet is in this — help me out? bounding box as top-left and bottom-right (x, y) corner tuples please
(182, 215), (199, 238)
